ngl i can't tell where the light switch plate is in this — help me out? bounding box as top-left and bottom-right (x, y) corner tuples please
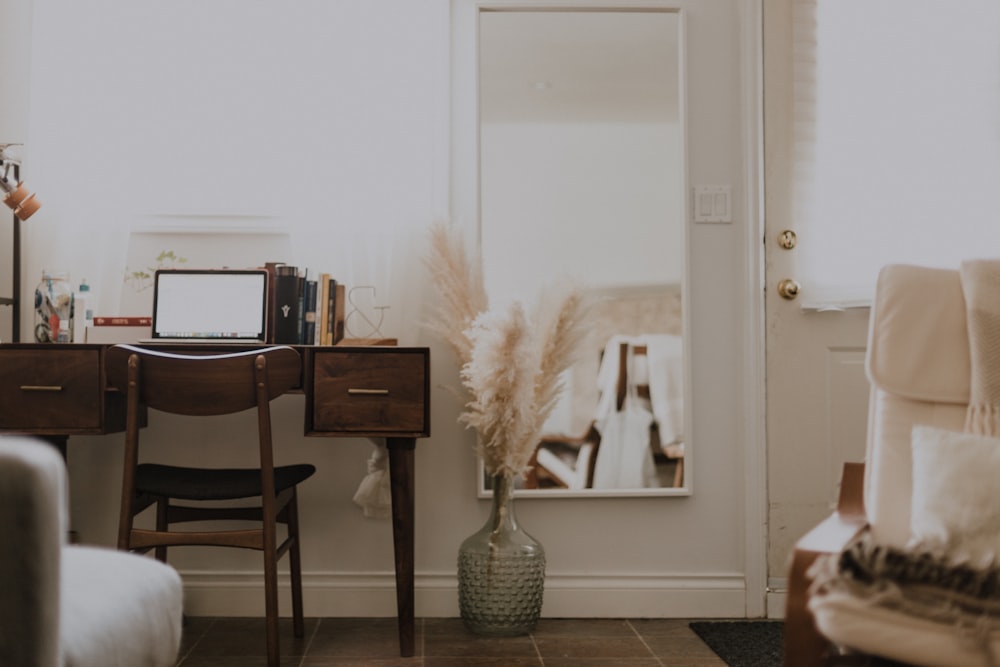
(693, 185), (732, 223)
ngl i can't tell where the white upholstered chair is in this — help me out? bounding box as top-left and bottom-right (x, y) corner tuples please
(0, 435), (183, 667)
(785, 263), (1000, 666)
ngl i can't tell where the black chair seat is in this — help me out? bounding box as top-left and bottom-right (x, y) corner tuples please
(136, 463), (316, 501)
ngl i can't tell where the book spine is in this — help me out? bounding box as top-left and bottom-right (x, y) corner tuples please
(325, 278), (337, 345)
(295, 274), (305, 344)
(273, 265), (300, 344)
(317, 273), (330, 346)
(331, 283), (346, 343)
(92, 316), (153, 326)
(262, 262), (283, 343)
(303, 279), (318, 346)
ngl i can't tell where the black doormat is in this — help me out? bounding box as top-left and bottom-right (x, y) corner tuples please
(689, 620), (783, 667)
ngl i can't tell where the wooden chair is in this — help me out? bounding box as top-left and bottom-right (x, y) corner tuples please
(532, 339), (685, 489)
(531, 422), (602, 489)
(105, 344), (316, 667)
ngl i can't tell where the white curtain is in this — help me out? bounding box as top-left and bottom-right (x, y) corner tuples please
(791, 0), (1000, 308)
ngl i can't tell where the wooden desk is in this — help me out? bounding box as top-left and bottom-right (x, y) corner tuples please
(0, 342), (430, 657)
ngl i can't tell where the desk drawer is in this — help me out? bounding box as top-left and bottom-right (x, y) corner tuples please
(310, 348), (429, 437)
(0, 348), (102, 430)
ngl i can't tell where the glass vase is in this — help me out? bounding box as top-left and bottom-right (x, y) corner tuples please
(457, 473), (545, 636)
(33, 271), (73, 343)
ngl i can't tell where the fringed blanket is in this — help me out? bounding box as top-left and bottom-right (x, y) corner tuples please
(810, 533), (1000, 624)
(809, 533), (1000, 664)
(961, 260), (1000, 436)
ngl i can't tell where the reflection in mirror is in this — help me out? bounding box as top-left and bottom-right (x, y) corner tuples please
(478, 9), (687, 496)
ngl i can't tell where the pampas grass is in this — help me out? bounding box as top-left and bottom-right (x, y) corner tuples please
(424, 221), (488, 366)
(425, 222), (589, 479)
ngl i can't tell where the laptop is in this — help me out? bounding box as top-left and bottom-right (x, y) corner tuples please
(142, 269), (269, 344)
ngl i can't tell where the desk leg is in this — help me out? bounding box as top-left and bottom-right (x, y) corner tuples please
(387, 437), (416, 657)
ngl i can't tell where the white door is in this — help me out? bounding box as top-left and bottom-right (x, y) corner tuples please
(761, 0), (872, 615)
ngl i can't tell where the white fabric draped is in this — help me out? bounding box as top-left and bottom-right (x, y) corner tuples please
(591, 334), (683, 489)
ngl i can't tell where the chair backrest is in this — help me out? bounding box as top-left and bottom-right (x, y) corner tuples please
(105, 345), (301, 416)
(616, 343), (652, 410)
(864, 264), (971, 547)
(0, 436), (66, 667)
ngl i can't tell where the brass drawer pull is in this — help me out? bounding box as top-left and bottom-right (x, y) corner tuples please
(348, 388), (389, 395)
(20, 385), (64, 392)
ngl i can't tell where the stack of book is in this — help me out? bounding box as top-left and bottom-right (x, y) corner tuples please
(264, 263), (345, 346)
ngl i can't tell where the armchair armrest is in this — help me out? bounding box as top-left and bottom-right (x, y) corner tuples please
(783, 462), (868, 667)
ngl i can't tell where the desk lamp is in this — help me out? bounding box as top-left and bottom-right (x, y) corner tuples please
(0, 145), (41, 221)
(1, 144), (40, 343)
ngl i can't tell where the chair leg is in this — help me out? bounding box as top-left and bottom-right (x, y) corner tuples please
(287, 490), (305, 638)
(155, 498), (168, 563)
(263, 514), (280, 667)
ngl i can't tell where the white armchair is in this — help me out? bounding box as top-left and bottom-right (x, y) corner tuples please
(785, 263), (1000, 666)
(0, 435), (183, 667)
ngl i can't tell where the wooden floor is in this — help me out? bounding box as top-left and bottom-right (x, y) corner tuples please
(174, 617), (730, 666)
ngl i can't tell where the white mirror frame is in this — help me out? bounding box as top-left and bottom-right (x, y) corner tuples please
(451, 0), (692, 498)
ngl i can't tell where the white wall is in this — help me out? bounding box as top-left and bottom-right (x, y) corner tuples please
(3, 0), (760, 618)
(481, 121), (684, 307)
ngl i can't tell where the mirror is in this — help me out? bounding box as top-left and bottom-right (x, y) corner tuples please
(478, 8), (688, 497)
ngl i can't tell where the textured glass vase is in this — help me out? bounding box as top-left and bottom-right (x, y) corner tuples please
(458, 473), (545, 636)
(33, 271), (73, 343)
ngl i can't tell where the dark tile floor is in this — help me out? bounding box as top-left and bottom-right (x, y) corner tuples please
(175, 617), (731, 666)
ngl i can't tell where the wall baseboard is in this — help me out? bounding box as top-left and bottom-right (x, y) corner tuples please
(180, 570), (749, 619)
(767, 577), (788, 619)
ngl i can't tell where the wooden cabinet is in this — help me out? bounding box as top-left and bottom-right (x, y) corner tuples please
(307, 347), (430, 437)
(0, 344), (431, 439)
(0, 345), (125, 433)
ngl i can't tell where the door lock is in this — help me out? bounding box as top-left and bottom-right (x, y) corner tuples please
(777, 278), (801, 300)
(777, 230), (797, 250)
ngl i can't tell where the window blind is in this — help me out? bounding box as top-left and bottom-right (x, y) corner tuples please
(791, 0), (1000, 309)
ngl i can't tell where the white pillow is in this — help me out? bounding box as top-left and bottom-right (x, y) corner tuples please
(910, 425), (1000, 563)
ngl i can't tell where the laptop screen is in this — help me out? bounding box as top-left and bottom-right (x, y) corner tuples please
(151, 269), (268, 341)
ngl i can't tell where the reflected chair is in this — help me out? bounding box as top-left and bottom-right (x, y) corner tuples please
(532, 338), (685, 490)
(0, 435), (182, 667)
(593, 339), (684, 489)
(784, 264), (1000, 666)
(621, 343), (684, 488)
(105, 344), (315, 667)
(532, 422), (601, 489)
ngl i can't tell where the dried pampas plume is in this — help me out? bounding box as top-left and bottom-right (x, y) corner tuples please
(424, 221), (488, 366)
(425, 222), (589, 478)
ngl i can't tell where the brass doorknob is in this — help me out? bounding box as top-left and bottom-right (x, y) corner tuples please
(777, 278), (800, 300)
(777, 230), (797, 250)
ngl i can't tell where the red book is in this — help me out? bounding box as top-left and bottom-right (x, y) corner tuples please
(92, 316), (152, 326)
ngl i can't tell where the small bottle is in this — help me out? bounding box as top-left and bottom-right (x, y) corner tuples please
(57, 319), (71, 343)
(73, 280), (93, 343)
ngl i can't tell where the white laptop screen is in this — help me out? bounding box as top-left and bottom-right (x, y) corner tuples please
(152, 270), (268, 340)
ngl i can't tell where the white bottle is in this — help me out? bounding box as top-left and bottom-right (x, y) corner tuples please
(72, 280), (94, 343)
